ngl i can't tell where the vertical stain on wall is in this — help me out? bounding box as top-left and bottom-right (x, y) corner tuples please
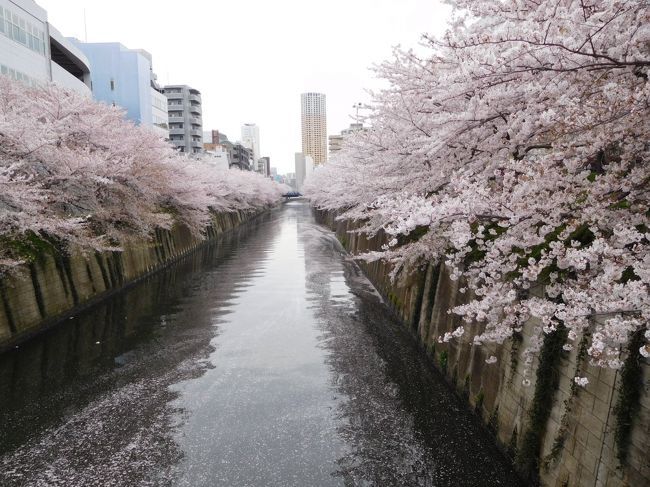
(53, 254), (71, 298)
(28, 263), (46, 319)
(85, 262), (97, 294)
(95, 253), (111, 290)
(61, 254), (79, 305)
(0, 282), (17, 334)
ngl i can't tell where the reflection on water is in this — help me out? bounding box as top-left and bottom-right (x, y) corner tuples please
(0, 202), (521, 486)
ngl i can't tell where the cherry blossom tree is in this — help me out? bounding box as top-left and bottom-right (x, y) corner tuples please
(0, 77), (284, 273)
(306, 0), (650, 378)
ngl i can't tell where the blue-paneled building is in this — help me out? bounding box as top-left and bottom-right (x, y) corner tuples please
(70, 40), (168, 137)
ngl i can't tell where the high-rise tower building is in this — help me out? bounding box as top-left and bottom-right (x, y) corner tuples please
(301, 93), (327, 165)
(241, 123), (260, 162)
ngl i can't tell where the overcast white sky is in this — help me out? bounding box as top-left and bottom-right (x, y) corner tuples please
(38, 0), (451, 173)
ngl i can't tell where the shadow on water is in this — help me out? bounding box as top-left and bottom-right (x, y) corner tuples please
(0, 211), (276, 486)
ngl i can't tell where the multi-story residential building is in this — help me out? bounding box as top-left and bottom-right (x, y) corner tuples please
(257, 156), (270, 177)
(301, 92), (327, 165)
(0, 0), (90, 93)
(241, 123), (260, 163)
(328, 134), (344, 155)
(329, 123), (364, 156)
(229, 143), (253, 170)
(71, 41), (168, 137)
(163, 84), (203, 153)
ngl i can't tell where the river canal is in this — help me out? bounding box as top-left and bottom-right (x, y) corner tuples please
(0, 200), (522, 486)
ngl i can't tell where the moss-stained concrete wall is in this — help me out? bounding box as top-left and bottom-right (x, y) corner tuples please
(0, 209), (267, 351)
(316, 209), (650, 487)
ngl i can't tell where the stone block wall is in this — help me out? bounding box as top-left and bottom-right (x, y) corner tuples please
(0, 209), (266, 351)
(317, 209), (649, 487)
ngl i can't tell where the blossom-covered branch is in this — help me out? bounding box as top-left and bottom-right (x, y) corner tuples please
(306, 0), (650, 379)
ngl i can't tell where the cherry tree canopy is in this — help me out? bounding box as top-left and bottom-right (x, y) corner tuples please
(306, 0), (650, 378)
(0, 77), (284, 272)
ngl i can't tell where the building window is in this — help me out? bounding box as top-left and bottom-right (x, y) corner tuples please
(0, 7), (45, 55)
(0, 63), (32, 85)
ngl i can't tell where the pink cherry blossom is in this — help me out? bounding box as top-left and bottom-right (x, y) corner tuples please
(306, 0), (650, 371)
(0, 77), (285, 274)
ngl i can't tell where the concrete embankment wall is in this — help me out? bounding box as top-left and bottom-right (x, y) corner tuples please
(0, 209), (266, 351)
(316, 209), (649, 487)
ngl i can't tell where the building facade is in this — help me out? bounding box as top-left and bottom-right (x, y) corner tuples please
(342, 122), (364, 135)
(329, 123), (364, 156)
(203, 129), (232, 169)
(0, 0), (90, 93)
(328, 134), (344, 155)
(257, 156), (270, 177)
(241, 123), (260, 163)
(294, 152), (314, 192)
(301, 92), (327, 165)
(202, 129), (220, 150)
(71, 41), (168, 137)
(229, 143), (253, 170)
(164, 84), (203, 153)
(202, 147), (229, 171)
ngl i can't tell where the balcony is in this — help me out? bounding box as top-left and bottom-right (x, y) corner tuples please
(190, 117), (201, 125)
(191, 141), (203, 149)
(190, 129), (202, 137)
(189, 105), (201, 115)
(169, 128), (185, 136)
(189, 94), (201, 103)
(165, 91), (183, 99)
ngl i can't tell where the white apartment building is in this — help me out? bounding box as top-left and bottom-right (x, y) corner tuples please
(0, 0), (90, 94)
(295, 152), (314, 192)
(301, 93), (327, 166)
(241, 123), (260, 163)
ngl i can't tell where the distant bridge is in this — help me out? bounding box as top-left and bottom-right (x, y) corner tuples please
(282, 192), (303, 198)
